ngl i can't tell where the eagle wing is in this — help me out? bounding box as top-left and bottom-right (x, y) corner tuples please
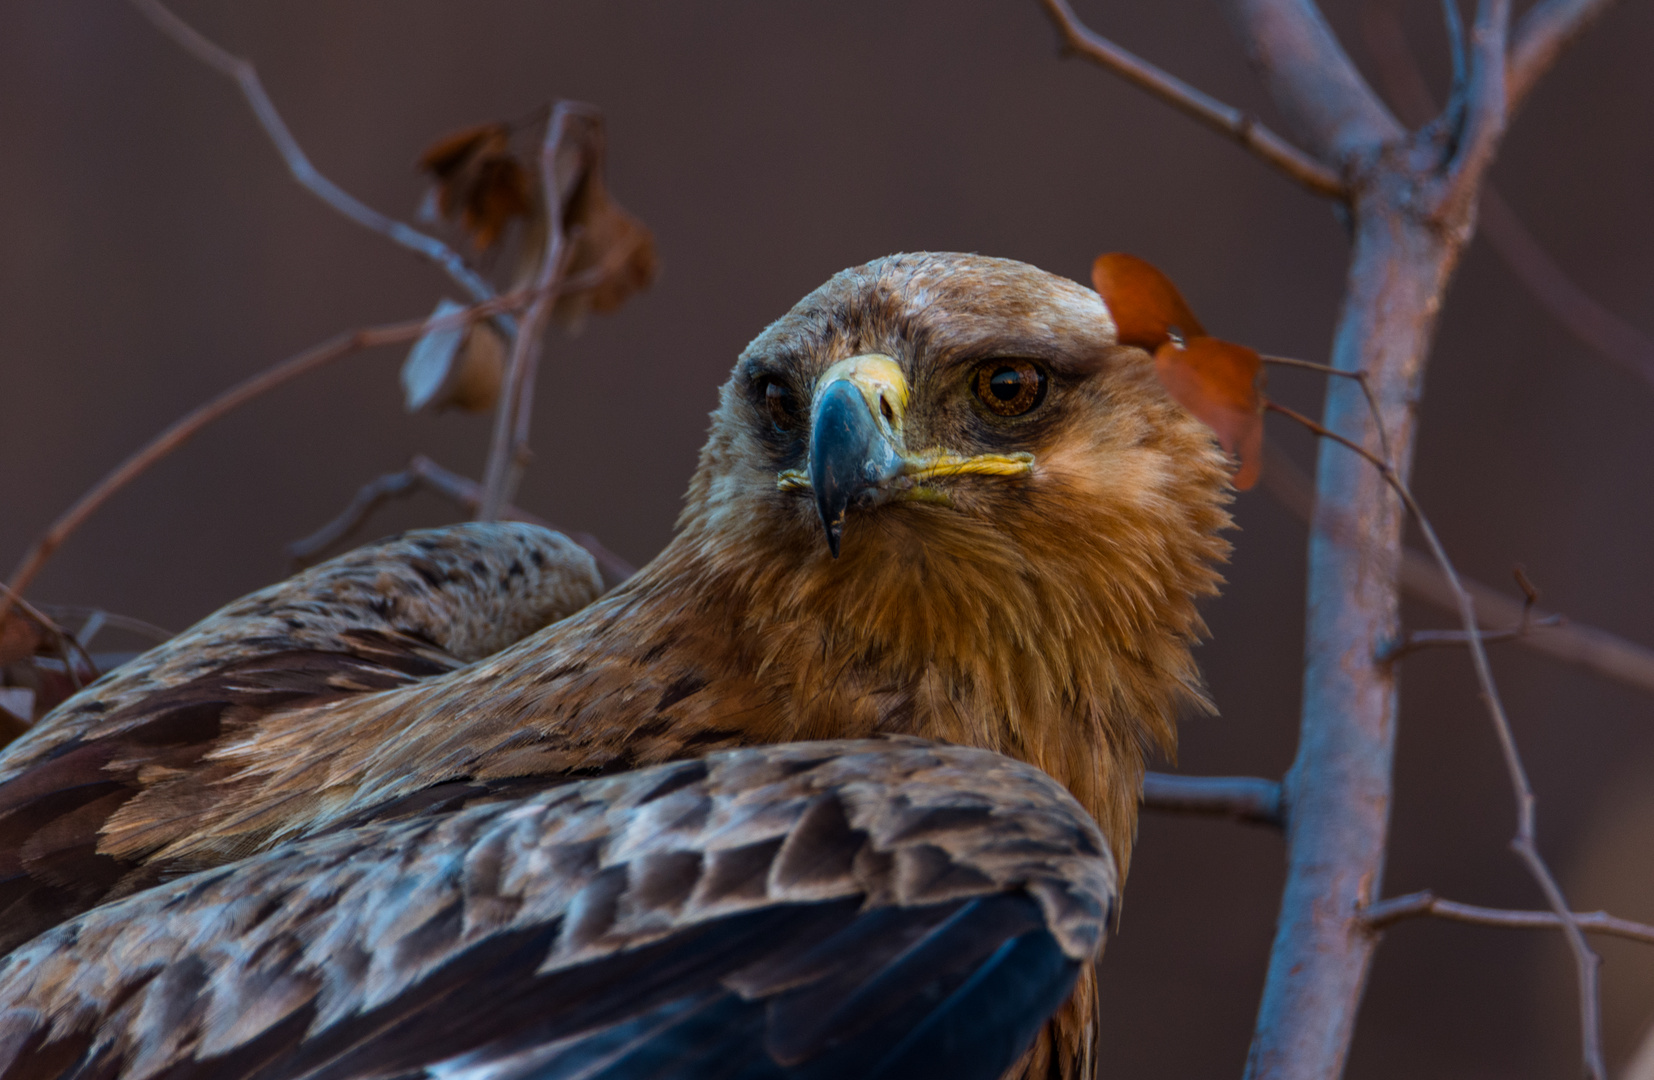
(0, 523), (603, 953)
(0, 740), (1115, 1080)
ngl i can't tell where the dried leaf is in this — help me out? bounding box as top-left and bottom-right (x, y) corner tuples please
(1154, 337), (1265, 490)
(1091, 252), (1206, 349)
(511, 107), (659, 330)
(554, 185), (658, 328)
(0, 612), (42, 667)
(401, 299), (506, 414)
(418, 122), (534, 252)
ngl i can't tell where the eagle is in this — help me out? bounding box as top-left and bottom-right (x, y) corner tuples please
(0, 253), (1232, 1079)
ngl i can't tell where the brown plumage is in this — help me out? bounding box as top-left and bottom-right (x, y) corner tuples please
(0, 741), (1115, 1080)
(0, 523), (603, 952)
(0, 252), (1232, 1078)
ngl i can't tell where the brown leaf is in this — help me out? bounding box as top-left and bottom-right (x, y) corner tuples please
(0, 611), (42, 667)
(514, 105), (659, 329)
(1153, 337), (1266, 490)
(418, 122), (534, 252)
(555, 186), (658, 326)
(1091, 252), (1206, 350)
(401, 300), (506, 414)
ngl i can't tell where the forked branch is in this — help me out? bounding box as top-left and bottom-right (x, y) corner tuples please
(289, 454), (636, 590)
(0, 296), (536, 627)
(1260, 445), (1654, 696)
(1508, 0), (1622, 114)
(475, 103), (597, 522)
(1361, 2), (1654, 393)
(1270, 386), (1606, 1079)
(1363, 890), (1654, 947)
(126, 0), (502, 315)
(1035, 0), (1345, 197)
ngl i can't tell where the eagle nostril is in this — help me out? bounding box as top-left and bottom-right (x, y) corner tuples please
(879, 396), (895, 424)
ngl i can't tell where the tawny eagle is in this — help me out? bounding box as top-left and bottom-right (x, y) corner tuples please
(0, 252), (1231, 1080)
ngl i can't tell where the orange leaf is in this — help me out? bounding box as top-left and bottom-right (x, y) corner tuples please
(418, 122), (534, 252)
(0, 612), (42, 667)
(1091, 252), (1207, 350)
(1153, 336), (1266, 490)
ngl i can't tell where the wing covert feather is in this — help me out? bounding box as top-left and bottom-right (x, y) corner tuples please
(0, 524), (603, 953)
(0, 740), (1115, 1080)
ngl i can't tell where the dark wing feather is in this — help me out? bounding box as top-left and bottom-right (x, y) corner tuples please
(0, 740), (1114, 1080)
(0, 524), (602, 953)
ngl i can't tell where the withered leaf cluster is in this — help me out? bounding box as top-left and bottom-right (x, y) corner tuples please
(416, 109), (658, 327)
(417, 123), (533, 253)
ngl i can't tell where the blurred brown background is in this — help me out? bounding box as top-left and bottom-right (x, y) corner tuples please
(2, 1), (1650, 1075)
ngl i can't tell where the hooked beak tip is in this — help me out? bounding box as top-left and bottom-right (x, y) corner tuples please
(808, 375), (902, 557)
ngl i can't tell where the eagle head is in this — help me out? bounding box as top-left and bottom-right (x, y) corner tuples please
(669, 252), (1234, 868)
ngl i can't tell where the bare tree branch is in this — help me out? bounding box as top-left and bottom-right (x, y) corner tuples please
(125, 0), (503, 318)
(1141, 773), (1285, 828)
(1361, 1), (1654, 393)
(1508, 0), (1623, 115)
(1270, 392), (1607, 1079)
(1261, 444), (1654, 696)
(1429, 0), (1510, 223)
(1035, 0), (1345, 197)
(0, 297), (533, 627)
(289, 454), (636, 590)
(477, 104), (596, 521)
(1224, 0), (1404, 164)
(1382, 613), (1562, 657)
(1363, 890), (1654, 947)
(33, 606), (173, 646)
(0, 582), (95, 689)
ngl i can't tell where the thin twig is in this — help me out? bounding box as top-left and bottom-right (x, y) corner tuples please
(1441, 0), (1470, 137)
(1141, 773), (1284, 828)
(0, 288), (558, 627)
(1271, 383), (1606, 1079)
(125, 0), (506, 325)
(1264, 401), (1390, 474)
(1362, 890), (1654, 947)
(1262, 355), (1393, 463)
(477, 103), (594, 521)
(33, 606), (173, 646)
(1363, 2), (1654, 395)
(1442, 0), (1469, 98)
(0, 582), (94, 688)
(1382, 614), (1563, 658)
(1429, 0), (1510, 223)
(290, 454), (637, 590)
(1034, 0), (1346, 198)
(1507, 0), (1623, 116)
(1261, 444), (1654, 695)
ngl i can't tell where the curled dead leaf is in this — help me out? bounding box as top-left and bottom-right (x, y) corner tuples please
(401, 299), (506, 414)
(0, 611), (42, 667)
(1092, 252), (1206, 349)
(556, 188), (658, 327)
(418, 122), (535, 252)
(510, 105), (658, 331)
(1154, 337), (1266, 490)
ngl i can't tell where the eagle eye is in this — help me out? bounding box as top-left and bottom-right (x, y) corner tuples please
(757, 375), (799, 433)
(973, 360), (1048, 417)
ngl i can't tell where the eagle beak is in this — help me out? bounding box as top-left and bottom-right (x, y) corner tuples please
(807, 354), (908, 557)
